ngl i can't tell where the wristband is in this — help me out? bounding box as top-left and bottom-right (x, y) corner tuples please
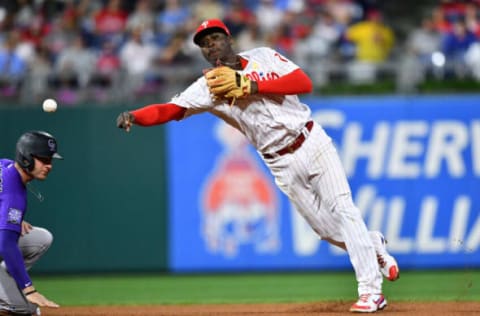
(24, 289), (37, 296)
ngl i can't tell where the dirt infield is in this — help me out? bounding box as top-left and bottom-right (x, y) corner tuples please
(40, 301), (480, 315)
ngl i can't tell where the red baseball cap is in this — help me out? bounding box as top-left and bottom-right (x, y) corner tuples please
(193, 19), (231, 45)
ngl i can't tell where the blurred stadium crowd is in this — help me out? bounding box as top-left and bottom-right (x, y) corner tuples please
(0, 0), (479, 106)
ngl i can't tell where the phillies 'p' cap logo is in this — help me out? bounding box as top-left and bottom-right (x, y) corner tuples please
(48, 139), (56, 152)
(193, 19), (231, 45)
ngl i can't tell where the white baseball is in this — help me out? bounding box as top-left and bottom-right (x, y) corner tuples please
(42, 98), (57, 112)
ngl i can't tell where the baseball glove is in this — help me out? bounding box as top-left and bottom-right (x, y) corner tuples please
(205, 66), (252, 99)
(116, 111), (134, 132)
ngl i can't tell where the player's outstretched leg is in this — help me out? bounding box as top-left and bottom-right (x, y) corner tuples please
(369, 231), (400, 281)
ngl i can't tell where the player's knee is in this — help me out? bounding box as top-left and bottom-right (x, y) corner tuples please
(323, 193), (355, 213)
(34, 227), (54, 249)
(20, 227), (54, 255)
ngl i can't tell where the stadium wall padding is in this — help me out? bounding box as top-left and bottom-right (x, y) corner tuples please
(2, 94), (479, 273)
(167, 94), (480, 272)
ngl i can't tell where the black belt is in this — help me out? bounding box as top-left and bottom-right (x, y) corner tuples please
(263, 121), (314, 159)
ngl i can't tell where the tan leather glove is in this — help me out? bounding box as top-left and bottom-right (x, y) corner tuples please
(205, 66), (252, 100)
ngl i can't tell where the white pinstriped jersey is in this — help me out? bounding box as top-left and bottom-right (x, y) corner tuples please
(170, 47), (331, 154)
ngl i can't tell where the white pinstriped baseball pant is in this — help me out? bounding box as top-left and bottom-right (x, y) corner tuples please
(263, 121), (383, 295)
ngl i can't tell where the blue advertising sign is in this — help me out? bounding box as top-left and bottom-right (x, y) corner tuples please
(168, 94), (480, 272)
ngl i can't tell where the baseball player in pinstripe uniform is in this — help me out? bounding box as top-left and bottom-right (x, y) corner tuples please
(116, 19), (399, 313)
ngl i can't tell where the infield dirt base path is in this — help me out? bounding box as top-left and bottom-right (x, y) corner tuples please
(40, 301), (479, 315)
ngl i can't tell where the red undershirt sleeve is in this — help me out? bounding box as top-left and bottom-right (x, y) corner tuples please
(256, 68), (313, 95)
(131, 103), (187, 126)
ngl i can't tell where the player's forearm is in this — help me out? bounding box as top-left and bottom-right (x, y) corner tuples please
(0, 230), (33, 289)
(255, 69), (313, 95)
(131, 103), (187, 126)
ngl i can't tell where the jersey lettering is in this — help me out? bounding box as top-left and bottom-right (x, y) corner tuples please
(246, 71), (280, 82)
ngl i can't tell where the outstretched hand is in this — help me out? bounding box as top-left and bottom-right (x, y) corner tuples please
(116, 112), (135, 132)
(25, 291), (60, 308)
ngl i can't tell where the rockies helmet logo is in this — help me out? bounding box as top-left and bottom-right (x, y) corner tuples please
(48, 139), (56, 152)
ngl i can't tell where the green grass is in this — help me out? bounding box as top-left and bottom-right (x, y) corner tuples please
(32, 270), (480, 306)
